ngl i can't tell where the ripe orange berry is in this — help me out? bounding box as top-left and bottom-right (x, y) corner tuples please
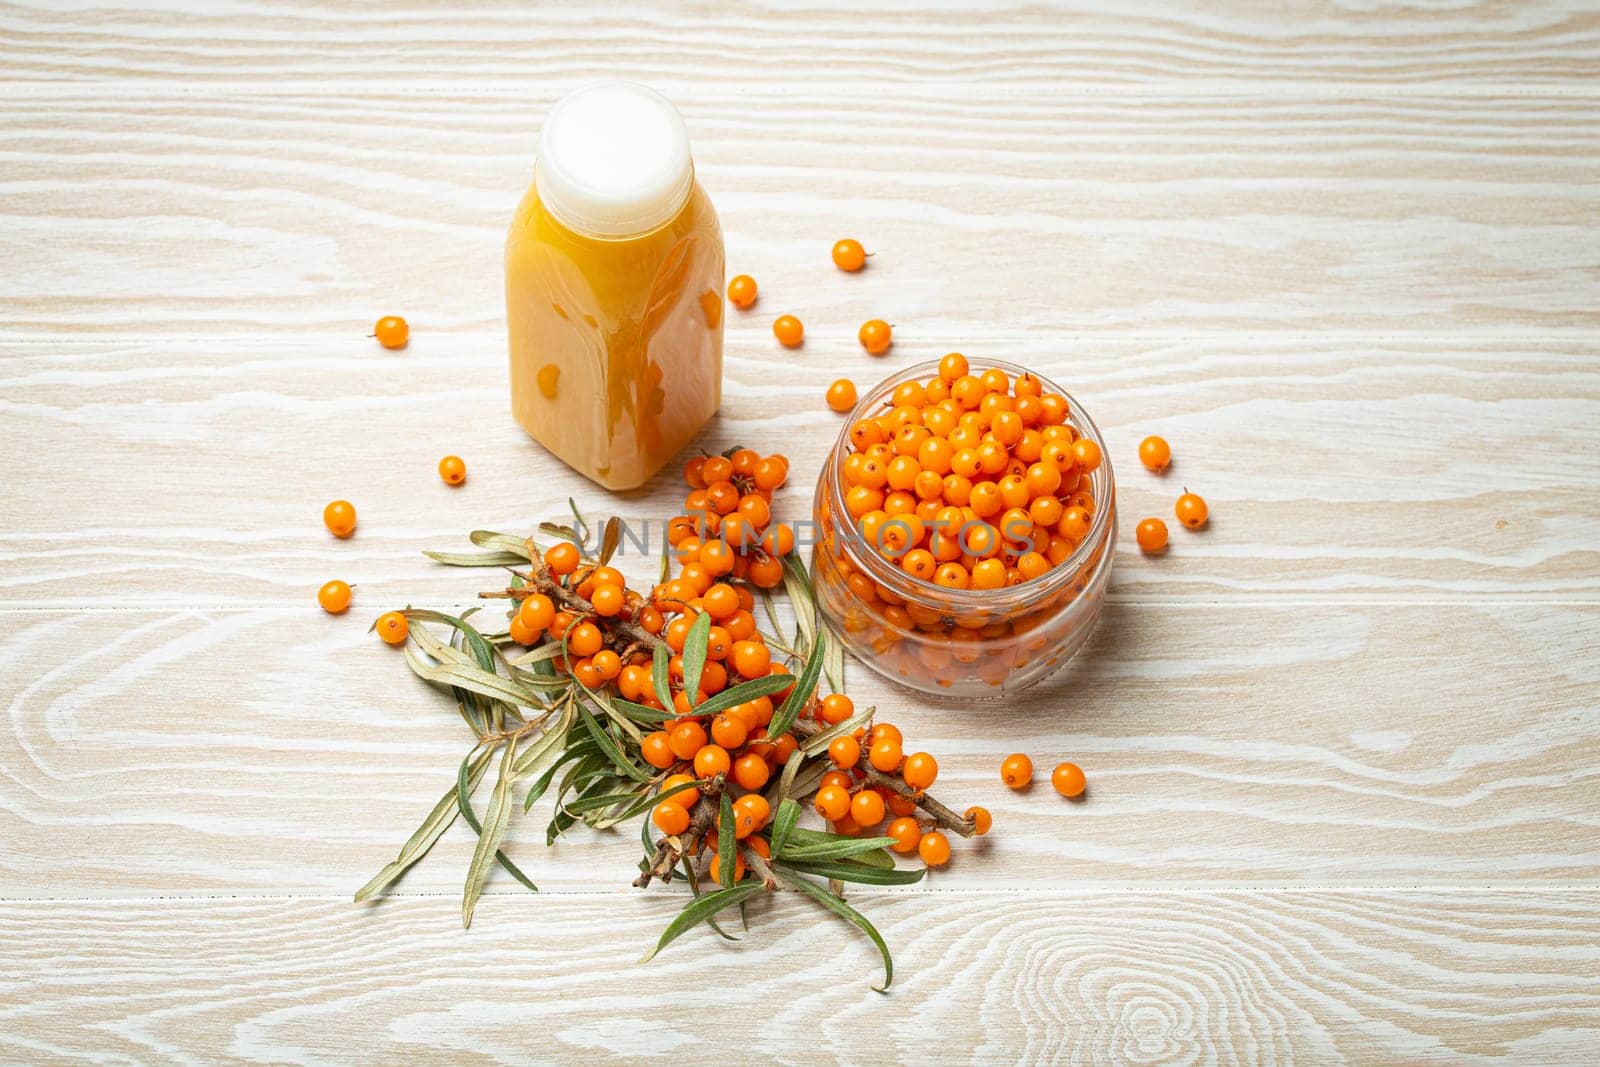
(850, 789), (886, 827)
(661, 772), (699, 809)
(1136, 517), (1169, 553)
(826, 379), (859, 413)
(819, 693), (855, 725)
(702, 583), (739, 620)
(727, 274), (758, 309)
(732, 752), (771, 791)
(1072, 437), (1102, 473)
(694, 744), (731, 778)
(938, 352), (969, 383)
(707, 850), (746, 885)
(828, 735), (861, 769)
(1139, 435), (1171, 472)
(858, 319), (892, 356)
(1001, 753), (1033, 789)
(710, 713), (748, 750)
(433, 455), (468, 488)
(567, 622), (603, 658)
(733, 794), (770, 837)
(814, 785), (851, 822)
(886, 816), (921, 853)
(832, 238), (867, 272)
(517, 593), (555, 631)
(731, 640), (770, 680)
(316, 579), (352, 614)
(641, 731), (674, 770)
(868, 738), (903, 773)
(966, 806), (992, 835)
(373, 315), (409, 349)
(668, 721), (707, 761)
(652, 801), (690, 835)
(901, 752), (938, 791)
(544, 542), (580, 576)
(1052, 762), (1087, 798)
(323, 499), (357, 539)
(589, 582), (624, 617)
(591, 650), (621, 681)
(918, 830), (951, 867)
(773, 314), (804, 348)
(374, 611), (408, 646)
(508, 613), (540, 646)
(1175, 491), (1209, 529)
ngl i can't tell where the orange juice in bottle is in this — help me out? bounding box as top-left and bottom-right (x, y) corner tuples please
(506, 83), (723, 490)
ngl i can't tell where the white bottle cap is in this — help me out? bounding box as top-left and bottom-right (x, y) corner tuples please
(534, 82), (696, 239)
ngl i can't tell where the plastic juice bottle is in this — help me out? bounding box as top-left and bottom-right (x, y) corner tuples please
(506, 82), (724, 490)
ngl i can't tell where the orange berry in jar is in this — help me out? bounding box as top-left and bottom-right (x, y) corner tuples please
(772, 314), (804, 348)
(851, 788), (886, 827)
(1058, 506), (1092, 542)
(918, 830), (952, 867)
(901, 752), (938, 790)
(372, 315), (409, 349)
(652, 801), (690, 835)
(1175, 491), (1209, 529)
(1001, 753), (1033, 789)
(858, 319), (892, 356)
(727, 274), (758, 309)
(1139, 435), (1171, 472)
(323, 499), (358, 539)
(826, 378), (858, 413)
(1072, 437), (1103, 473)
(938, 352), (969, 383)
(374, 611), (409, 646)
(832, 238), (868, 272)
(317, 579), (352, 615)
(814, 784), (851, 821)
(970, 557), (1007, 590)
(1052, 762), (1087, 798)
(1136, 517), (1169, 553)
(965, 806), (993, 835)
(437, 455), (467, 486)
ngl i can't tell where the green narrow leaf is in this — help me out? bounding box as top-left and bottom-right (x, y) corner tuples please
(766, 629), (827, 741)
(567, 497), (591, 546)
(423, 549), (529, 567)
(578, 706), (650, 783)
(717, 793), (737, 889)
(595, 777), (701, 830)
(355, 747), (493, 902)
(639, 882), (767, 964)
(611, 698), (675, 724)
(665, 673), (798, 721)
(768, 798), (800, 858)
(658, 523), (672, 585)
(456, 747), (537, 893)
(469, 530), (537, 560)
(778, 871), (895, 991)
(798, 705), (876, 756)
(680, 612), (712, 705)
(683, 861), (741, 943)
(781, 555), (818, 653)
(652, 643), (674, 710)
(779, 859), (924, 886)
(405, 645), (539, 709)
(462, 737), (521, 928)
(774, 834), (898, 863)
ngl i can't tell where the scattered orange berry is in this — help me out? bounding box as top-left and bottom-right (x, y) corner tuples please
(317, 580), (351, 614)
(374, 611), (408, 646)
(1138, 435), (1171, 472)
(886, 816), (921, 853)
(965, 806), (992, 835)
(727, 274), (758, 309)
(901, 752), (938, 791)
(1051, 762), (1087, 798)
(1175, 490), (1209, 530)
(773, 315), (804, 348)
(373, 315), (409, 349)
(323, 500), (357, 538)
(918, 830), (951, 867)
(827, 379), (859, 413)
(858, 319), (892, 356)
(1136, 517), (1169, 554)
(832, 238), (868, 272)
(437, 455), (466, 486)
(1001, 753), (1033, 789)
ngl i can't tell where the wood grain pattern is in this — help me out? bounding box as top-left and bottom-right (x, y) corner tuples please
(2, 91), (1596, 336)
(3, 601), (1596, 896)
(4, 1), (1599, 89)
(4, 891), (1600, 1065)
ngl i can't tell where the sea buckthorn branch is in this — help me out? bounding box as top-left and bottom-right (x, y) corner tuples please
(637, 773), (726, 888)
(858, 764), (977, 838)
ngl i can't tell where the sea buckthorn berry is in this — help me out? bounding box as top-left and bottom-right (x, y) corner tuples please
(1175, 491), (1209, 529)
(902, 752), (938, 791)
(887, 816), (921, 853)
(731, 640), (771, 680)
(752, 455), (788, 490)
(733, 794), (770, 837)
(869, 738), (903, 773)
(815, 785), (851, 822)
(1052, 762), (1087, 798)
(773, 314), (804, 348)
(1136, 517), (1169, 553)
(589, 582), (624, 617)
(641, 731), (675, 769)
(653, 801), (690, 835)
(829, 735), (861, 769)
(567, 622), (603, 658)
(966, 806), (993, 835)
(668, 721), (707, 761)
(708, 850), (746, 885)
(1139, 435), (1171, 472)
(508, 613), (540, 646)
(827, 379), (858, 413)
(918, 830), (951, 867)
(373, 315), (409, 349)
(939, 352), (969, 383)
(868, 723), (903, 748)
(819, 693), (855, 725)
(901, 549), (936, 581)
(934, 562), (970, 590)
(820, 770), (853, 791)
(437, 455), (466, 486)
(544, 542), (580, 576)
(851, 789), (886, 827)
(1072, 437), (1102, 473)
(1001, 753), (1033, 789)
(375, 611), (408, 646)
(1058, 507), (1092, 542)
(701, 455), (733, 485)
(694, 744), (731, 778)
(711, 713), (748, 750)
(727, 274), (758, 309)
(859, 319), (893, 356)
(732, 752), (771, 790)
(661, 773), (699, 809)
(317, 580), (351, 614)
(702, 583), (739, 620)
(520, 592), (556, 630)
(970, 557), (1007, 590)
(323, 500), (357, 538)
(832, 238), (867, 272)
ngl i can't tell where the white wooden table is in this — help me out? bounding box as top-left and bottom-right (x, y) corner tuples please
(3, 4), (1599, 1063)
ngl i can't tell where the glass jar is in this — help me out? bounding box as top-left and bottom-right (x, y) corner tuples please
(810, 358), (1115, 698)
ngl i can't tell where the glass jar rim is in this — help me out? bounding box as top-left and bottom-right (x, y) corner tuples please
(823, 356), (1115, 614)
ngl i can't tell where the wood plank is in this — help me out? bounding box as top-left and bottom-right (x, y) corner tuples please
(2, 92), (1596, 336)
(2, 602), (1595, 897)
(3, 336), (1597, 604)
(3, 1), (1598, 89)
(3, 890), (1599, 1064)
